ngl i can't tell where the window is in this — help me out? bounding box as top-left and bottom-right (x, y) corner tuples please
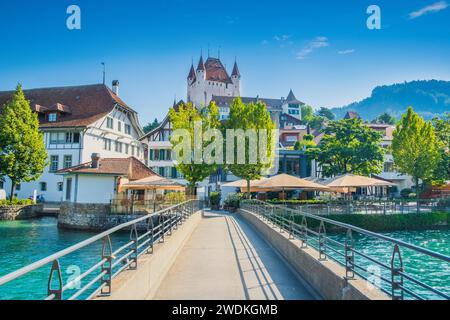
(50, 155), (59, 172)
(149, 149), (154, 160)
(115, 141), (123, 153)
(104, 138), (112, 151)
(159, 167), (165, 176)
(106, 117), (114, 129)
(118, 121), (122, 132)
(125, 144), (129, 154)
(131, 146), (135, 156)
(57, 182), (63, 192)
(40, 182), (47, 191)
(124, 124), (131, 135)
(16, 183), (21, 191)
(171, 167), (177, 179)
(65, 132), (81, 144)
(0, 179), (4, 189)
(48, 113), (57, 122)
(159, 149), (165, 161)
(50, 132), (66, 144)
(63, 155), (72, 169)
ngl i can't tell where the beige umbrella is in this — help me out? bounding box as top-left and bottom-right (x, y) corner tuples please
(121, 175), (186, 191)
(326, 174), (395, 197)
(255, 173), (330, 191)
(326, 174), (394, 188)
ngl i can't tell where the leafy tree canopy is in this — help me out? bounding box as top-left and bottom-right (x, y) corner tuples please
(392, 107), (440, 190)
(316, 107), (335, 120)
(372, 112), (396, 125)
(310, 118), (385, 177)
(226, 98), (276, 196)
(431, 113), (450, 184)
(0, 84), (48, 200)
(143, 118), (160, 133)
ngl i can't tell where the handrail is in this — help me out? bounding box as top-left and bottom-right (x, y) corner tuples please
(0, 199), (202, 299)
(241, 199), (450, 300)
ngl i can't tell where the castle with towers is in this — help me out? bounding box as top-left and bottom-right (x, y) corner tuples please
(186, 55), (304, 123)
(187, 55), (241, 107)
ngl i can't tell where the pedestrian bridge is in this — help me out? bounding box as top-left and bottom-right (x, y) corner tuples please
(0, 200), (448, 300)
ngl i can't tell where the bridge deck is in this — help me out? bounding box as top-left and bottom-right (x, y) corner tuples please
(152, 210), (316, 300)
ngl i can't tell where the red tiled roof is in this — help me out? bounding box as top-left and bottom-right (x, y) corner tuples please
(0, 84), (136, 128)
(204, 58), (232, 84)
(57, 157), (157, 180)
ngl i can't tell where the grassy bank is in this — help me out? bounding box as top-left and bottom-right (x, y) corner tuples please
(292, 211), (449, 232)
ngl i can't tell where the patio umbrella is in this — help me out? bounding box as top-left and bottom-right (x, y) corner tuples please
(325, 174), (395, 197)
(121, 175), (186, 191)
(255, 173), (330, 191)
(326, 174), (394, 188)
(222, 178), (269, 193)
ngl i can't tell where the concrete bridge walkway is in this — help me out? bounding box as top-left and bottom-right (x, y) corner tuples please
(152, 210), (317, 300)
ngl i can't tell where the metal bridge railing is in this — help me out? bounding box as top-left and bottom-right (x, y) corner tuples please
(0, 199), (202, 300)
(241, 200), (450, 300)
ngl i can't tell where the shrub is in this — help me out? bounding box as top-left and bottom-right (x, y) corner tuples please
(165, 192), (186, 203)
(0, 198), (34, 206)
(224, 193), (242, 209)
(209, 192), (221, 207)
(400, 188), (413, 198)
(266, 199), (326, 205)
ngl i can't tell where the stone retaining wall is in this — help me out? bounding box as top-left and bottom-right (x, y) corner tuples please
(58, 202), (155, 231)
(0, 204), (44, 220)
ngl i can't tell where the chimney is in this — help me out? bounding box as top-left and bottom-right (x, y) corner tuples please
(91, 153), (101, 169)
(112, 80), (119, 96)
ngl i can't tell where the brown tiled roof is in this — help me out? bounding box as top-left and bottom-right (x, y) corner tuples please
(57, 157), (157, 180)
(0, 84), (136, 128)
(204, 58), (232, 84)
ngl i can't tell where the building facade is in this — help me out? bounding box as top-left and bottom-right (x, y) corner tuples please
(0, 83), (146, 202)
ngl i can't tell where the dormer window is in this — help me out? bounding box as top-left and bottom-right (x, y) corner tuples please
(48, 112), (57, 122)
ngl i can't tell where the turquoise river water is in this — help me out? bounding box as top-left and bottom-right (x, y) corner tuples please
(0, 217), (449, 300)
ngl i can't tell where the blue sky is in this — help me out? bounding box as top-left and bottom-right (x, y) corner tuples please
(0, 0), (449, 124)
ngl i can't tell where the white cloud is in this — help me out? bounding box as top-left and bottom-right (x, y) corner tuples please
(337, 49), (355, 55)
(296, 36), (329, 60)
(408, 1), (448, 19)
(274, 35), (291, 41)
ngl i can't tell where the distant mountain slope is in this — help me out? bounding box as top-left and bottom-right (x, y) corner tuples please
(331, 80), (450, 120)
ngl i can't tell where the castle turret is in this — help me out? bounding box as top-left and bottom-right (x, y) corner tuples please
(231, 60), (241, 96)
(196, 55), (206, 80)
(187, 63), (196, 84)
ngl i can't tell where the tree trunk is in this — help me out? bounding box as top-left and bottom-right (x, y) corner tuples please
(415, 177), (420, 214)
(246, 179), (251, 199)
(10, 182), (16, 202)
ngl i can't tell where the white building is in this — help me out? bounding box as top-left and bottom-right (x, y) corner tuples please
(0, 82), (147, 202)
(57, 155), (156, 204)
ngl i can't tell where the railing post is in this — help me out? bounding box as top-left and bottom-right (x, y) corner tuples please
(47, 260), (63, 300)
(148, 216), (155, 254)
(300, 215), (308, 248)
(129, 225), (138, 270)
(100, 235), (113, 296)
(168, 209), (173, 235)
(289, 213), (294, 239)
(160, 211), (165, 243)
(318, 221), (327, 260)
(391, 244), (404, 300)
(345, 229), (355, 279)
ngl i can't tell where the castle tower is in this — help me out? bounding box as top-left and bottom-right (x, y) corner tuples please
(231, 60), (241, 97)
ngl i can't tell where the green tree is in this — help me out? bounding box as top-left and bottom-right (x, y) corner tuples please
(373, 112), (396, 125)
(226, 98), (276, 197)
(392, 107), (440, 202)
(310, 118), (384, 177)
(169, 102), (220, 194)
(431, 113), (450, 184)
(316, 107), (335, 120)
(301, 105), (314, 122)
(0, 84), (48, 201)
(143, 118), (160, 133)
(294, 134), (317, 151)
